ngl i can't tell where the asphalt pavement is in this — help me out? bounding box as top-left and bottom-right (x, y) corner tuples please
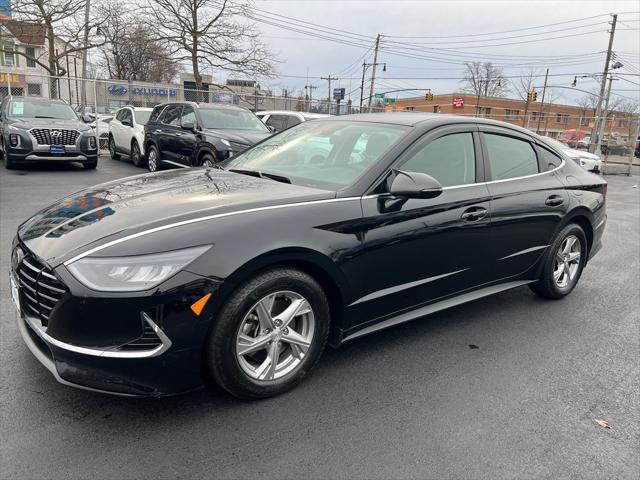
(1, 156), (639, 479)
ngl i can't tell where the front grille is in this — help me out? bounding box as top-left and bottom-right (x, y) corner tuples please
(15, 253), (66, 326)
(119, 319), (162, 351)
(30, 128), (80, 146)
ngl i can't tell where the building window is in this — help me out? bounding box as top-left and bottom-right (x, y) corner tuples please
(505, 109), (520, 119)
(433, 106), (440, 113)
(579, 117), (589, 127)
(405, 106), (415, 111)
(27, 84), (42, 96)
(618, 119), (629, 128)
(25, 47), (37, 68)
(481, 107), (491, 118)
(2, 44), (16, 66)
(555, 113), (569, 125)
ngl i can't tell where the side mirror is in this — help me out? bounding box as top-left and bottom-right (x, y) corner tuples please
(82, 114), (93, 123)
(389, 170), (443, 199)
(267, 125), (276, 133)
(182, 121), (196, 131)
(121, 119), (132, 127)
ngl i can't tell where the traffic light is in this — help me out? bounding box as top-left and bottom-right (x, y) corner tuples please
(425, 90), (433, 101)
(527, 90), (538, 102)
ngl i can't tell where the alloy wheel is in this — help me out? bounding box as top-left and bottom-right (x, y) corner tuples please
(553, 234), (581, 288)
(235, 291), (315, 381)
(202, 159), (214, 168)
(132, 143), (140, 164)
(109, 137), (116, 158)
(148, 148), (157, 171)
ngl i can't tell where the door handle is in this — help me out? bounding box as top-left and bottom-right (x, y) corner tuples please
(545, 195), (564, 207)
(154, 129), (162, 134)
(461, 207), (488, 221)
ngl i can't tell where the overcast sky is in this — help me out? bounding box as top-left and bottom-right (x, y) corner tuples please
(212, 0), (640, 106)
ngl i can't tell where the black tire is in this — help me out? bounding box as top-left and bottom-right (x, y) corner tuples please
(109, 136), (120, 160)
(200, 152), (215, 168)
(83, 159), (98, 170)
(130, 140), (145, 168)
(147, 144), (162, 172)
(529, 223), (587, 299)
(206, 267), (330, 400)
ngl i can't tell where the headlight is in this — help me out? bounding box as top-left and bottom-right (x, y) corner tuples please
(67, 245), (211, 291)
(220, 138), (231, 147)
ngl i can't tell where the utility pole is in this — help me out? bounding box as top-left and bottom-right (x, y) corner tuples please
(367, 34), (381, 112)
(80, 0), (90, 110)
(597, 75), (615, 158)
(590, 13), (617, 153)
(321, 75), (338, 114)
(304, 84), (317, 112)
(536, 68), (549, 134)
(360, 61), (367, 110)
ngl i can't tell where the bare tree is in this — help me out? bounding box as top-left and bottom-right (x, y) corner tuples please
(96, 0), (180, 82)
(8, 0), (107, 98)
(610, 98), (640, 142)
(147, 0), (276, 101)
(461, 61), (509, 98)
(512, 68), (541, 102)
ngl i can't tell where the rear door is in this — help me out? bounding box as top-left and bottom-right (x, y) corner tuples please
(351, 125), (493, 325)
(480, 126), (568, 280)
(264, 114), (289, 133)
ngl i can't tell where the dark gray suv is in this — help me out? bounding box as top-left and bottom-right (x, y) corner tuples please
(0, 97), (99, 170)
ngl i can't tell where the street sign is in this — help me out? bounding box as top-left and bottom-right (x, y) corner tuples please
(453, 97), (464, 108)
(374, 93), (385, 99)
(333, 88), (345, 100)
(384, 98), (396, 104)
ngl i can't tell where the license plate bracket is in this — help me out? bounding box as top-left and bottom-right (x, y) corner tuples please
(50, 145), (66, 154)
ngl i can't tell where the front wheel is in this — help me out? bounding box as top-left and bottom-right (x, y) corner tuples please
(529, 223), (587, 299)
(206, 268), (330, 399)
(200, 153), (215, 168)
(109, 136), (120, 160)
(147, 144), (162, 172)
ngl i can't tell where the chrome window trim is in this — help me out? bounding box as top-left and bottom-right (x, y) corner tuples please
(63, 197), (362, 265)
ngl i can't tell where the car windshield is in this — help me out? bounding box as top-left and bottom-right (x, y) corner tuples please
(199, 108), (269, 131)
(8, 100), (78, 120)
(134, 110), (152, 125)
(222, 121), (409, 190)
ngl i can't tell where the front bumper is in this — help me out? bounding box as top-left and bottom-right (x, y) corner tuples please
(12, 259), (221, 397)
(8, 150), (98, 163)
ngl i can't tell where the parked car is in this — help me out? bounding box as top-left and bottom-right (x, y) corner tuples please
(0, 97), (98, 170)
(144, 102), (271, 172)
(11, 114), (607, 399)
(576, 135), (591, 150)
(256, 110), (330, 132)
(558, 129), (589, 148)
(108, 106), (153, 167)
(635, 136), (640, 158)
(90, 114), (114, 150)
(545, 137), (602, 173)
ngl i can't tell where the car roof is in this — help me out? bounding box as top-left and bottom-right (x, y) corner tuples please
(156, 101), (250, 112)
(256, 110), (330, 118)
(328, 112), (541, 136)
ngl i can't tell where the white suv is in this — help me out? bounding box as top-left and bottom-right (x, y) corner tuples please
(108, 107), (153, 167)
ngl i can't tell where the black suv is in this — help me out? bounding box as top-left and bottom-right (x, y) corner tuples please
(0, 97), (98, 170)
(143, 102), (272, 172)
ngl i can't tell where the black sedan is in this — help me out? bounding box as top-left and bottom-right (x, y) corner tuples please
(10, 113), (607, 399)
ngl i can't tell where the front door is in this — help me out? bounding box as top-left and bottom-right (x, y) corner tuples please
(156, 104), (183, 164)
(348, 126), (493, 327)
(479, 126), (569, 280)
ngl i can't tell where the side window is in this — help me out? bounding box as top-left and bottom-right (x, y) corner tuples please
(115, 109), (126, 121)
(160, 105), (182, 126)
(400, 132), (476, 187)
(122, 109), (132, 124)
(148, 106), (165, 124)
(287, 116), (302, 128)
(181, 105), (197, 125)
(484, 133), (539, 180)
(265, 115), (288, 131)
(538, 146), (563, 170)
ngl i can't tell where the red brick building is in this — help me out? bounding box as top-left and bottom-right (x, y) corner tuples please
(387, 93), (637, 143)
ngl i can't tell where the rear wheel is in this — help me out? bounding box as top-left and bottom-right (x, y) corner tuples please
(130, 140), (145, 167)
(200, 153), (215, 168)
(206, 267), (330, 399)
(529, 223), (587, 299)
(147, 144), (162, 172)
(109, 136), (120, 160)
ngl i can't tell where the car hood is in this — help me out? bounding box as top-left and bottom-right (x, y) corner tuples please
(18, 169), (333, 266)
(202, 128), (271, 146)
(10, 117), (92, 132)
(564, 148), (600, 160)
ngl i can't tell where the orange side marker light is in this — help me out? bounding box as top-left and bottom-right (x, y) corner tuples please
(190, 293), (212, 316)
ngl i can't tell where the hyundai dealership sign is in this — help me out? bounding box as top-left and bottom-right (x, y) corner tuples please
(108, 84), (177, 97)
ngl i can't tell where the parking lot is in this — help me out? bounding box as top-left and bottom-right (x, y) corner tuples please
(0, 157), (638, 479)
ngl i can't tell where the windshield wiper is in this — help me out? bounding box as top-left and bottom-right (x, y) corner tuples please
(34, 116), (65, 119)
(229, 168), (291, 184)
